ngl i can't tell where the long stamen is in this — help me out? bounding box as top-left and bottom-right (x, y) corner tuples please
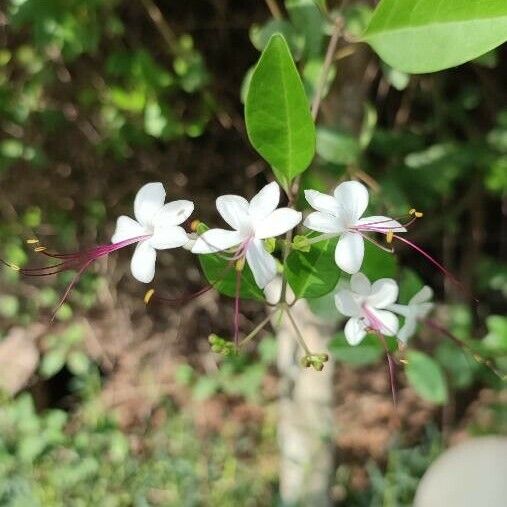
(233, 265), (242, 347)
(50, 259), (93, 322)
(392, 234), (467, 293)
(375, 331), (397, 406)
(425, 319), (505, 380)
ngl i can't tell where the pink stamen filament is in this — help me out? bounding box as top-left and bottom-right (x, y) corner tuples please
(361, 305), (398, 404)
(234, 268), (241, 347)
(2, 234), (151, 319)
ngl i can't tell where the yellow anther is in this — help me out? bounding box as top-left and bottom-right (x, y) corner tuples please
(143, 288), (155, 305)
(34, 246), (46, 252)
(9, 263), (20, 271)
(399, 358), (408, 365)
(386, 230), (394, 244)
(235, 257), (245, 272)
(409, 208), (424, 218)
(190, 220), (201, 232)
(26, 238), (39, 245)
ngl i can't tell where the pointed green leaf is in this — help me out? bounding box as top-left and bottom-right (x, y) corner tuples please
(199, 254), (264, 301)
(285, 239), (340, 299)
(364, 0), (507, 73)
(245, 33), (316, 188)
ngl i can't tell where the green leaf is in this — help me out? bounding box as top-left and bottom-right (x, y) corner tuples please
(245, 33), (316, 188)
(330, 333), (383, 366)
(285, 0), (325, 59)
(199, 254), (265, 301)
(406, 350), (448, 404)
(435, 342), (475, 389)
(364, 0), (507, 73)
(285, 239), (340, 299)
(316, 128), (360, 166)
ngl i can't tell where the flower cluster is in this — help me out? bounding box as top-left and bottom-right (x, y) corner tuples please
(4, 178), (439, 348)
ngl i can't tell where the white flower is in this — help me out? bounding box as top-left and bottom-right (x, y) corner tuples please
(111, 182), (193, 283)
(191, 182), (302, 288)
(334, 272), (400, 345)
(303, 181), (406, 274)
(388, 286), (434, 342)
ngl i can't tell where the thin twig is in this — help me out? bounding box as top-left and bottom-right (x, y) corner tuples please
(265, 0), (283, 19)
(139, 0), (179, 54)
(238, 313), (274, 348)
(284, 307), (312, 355)
(310, 19), (342, 120)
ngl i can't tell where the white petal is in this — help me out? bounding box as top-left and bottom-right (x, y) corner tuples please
(245, 238), (277, 288)
(134, 182), (166, 227)
(153, 200), (194, 227)
(111, 216), (146, 244)
(368, 278), (399, 308)
(249, 182), (280, 221)
(303, 211), (343, 234)
(335, 232), (364, 274)
(191, 229), (243, 254)
(350, 272), (371, 295)
(150, 225), (189, 250)
(344, 318), (367, 346)
(254, 208), (302, 239)
(366, 308), (399, 336)
(335, 289), (361, 317)
(216, 195), (250, 231)
(387, 303), (411, 318)
(415, 302), (434, 319)
(333, 181), (369, 222)
(304, 189), (339, 215)
(410, 285), (433, 305)
(356, 215), (406, 233)
(397, 315), (418, 342)
(130, 241), (156, 283)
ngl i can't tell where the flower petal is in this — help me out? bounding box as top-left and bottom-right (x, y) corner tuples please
(130, 241), (156, 283)
(387, 303), (410, 318)
(150, 225), (189, 250)
(134, 182), (166, 227)
(304, 189), (339, 215)
(397, 315), (418, 342)
(216, 195), (250, 231)
(111, 216), (147, 244)
(303, 211), (343, 233)
(410, 285), (433, 305)
(249, 182), (280, 221)
(335, 289), (361, 317)
(367, 308), (399, 336)
(333, 181), (369, 222)
(153, 200), (194, 227)
(245, 238), (277, 288)
(191, 229), (243, 254)
(344, 317), (367, 345)
(368, 278), (399, 308)
(335, 232), (364, 274)
(254, 208), (302, 239)
(350, 272), (371, 295)
(356, 215), (406, 233)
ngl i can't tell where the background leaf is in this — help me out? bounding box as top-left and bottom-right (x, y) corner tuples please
(406, 350), (448, 404)
(364, 0), (507, 73)
(245, 33), (315, 187)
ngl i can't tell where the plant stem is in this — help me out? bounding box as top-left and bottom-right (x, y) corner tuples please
(278, 20), (343, 307)
(238, 313), (274, 348)
(284, 306), (312, 355)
